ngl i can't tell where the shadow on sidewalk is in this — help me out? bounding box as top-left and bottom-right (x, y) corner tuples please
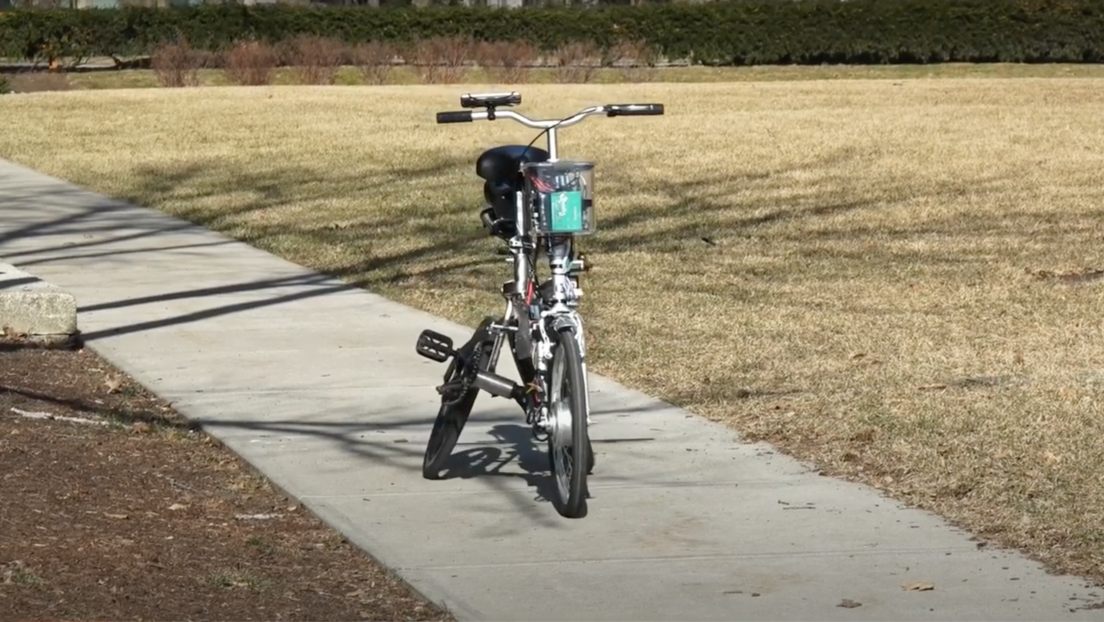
(440, 423), (560, 506)
(190, 414), (582, 528)
(190, 408), (653, 529)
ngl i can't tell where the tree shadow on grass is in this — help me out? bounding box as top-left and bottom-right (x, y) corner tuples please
(0, 148), (1035, 347)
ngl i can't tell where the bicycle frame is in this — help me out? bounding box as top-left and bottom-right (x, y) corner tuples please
(473, 108), (609, 428)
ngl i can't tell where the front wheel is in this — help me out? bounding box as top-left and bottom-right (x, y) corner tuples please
(547, 326), (591, 518)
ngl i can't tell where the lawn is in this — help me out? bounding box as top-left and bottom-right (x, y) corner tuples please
(6, 60), (1104, 91)
(2, 77), (1104, 581)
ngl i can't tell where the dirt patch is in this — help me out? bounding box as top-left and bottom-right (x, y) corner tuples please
(0, 342), (452, 622)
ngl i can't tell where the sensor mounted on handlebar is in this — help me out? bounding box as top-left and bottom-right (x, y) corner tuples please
(461, 92), (522, 109)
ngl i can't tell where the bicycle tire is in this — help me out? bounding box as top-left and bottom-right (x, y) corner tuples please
(511, 321), (592, 474)
(547, 326), (591, 518)
(422, 341), (491, 480)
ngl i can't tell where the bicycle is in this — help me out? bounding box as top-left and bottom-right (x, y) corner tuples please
(414, 91), (664, 519)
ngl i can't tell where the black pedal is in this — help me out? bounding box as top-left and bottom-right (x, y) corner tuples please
(416, 330), (454, 363)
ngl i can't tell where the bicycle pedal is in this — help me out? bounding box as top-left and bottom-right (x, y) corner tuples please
(416, 330), (455, 363)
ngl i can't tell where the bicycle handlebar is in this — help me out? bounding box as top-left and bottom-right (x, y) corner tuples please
(605, 104), (664, 117)
(436, 111), (474, 124)
(435, 103), (664, 128)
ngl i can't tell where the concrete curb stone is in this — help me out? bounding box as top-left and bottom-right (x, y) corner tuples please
(0, 261), (79, 347)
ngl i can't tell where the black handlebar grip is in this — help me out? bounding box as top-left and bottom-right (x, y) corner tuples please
(606, 103), (665, 117)
(437, 111), (474, 124)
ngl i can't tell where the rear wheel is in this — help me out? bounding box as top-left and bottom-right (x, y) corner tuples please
(547, 327), (591, 518)
(422, 338), (492, 480)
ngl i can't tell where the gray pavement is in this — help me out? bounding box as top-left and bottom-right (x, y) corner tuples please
(0, 156), (1100, 621)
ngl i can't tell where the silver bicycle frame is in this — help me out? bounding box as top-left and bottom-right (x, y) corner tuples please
(476, 104), (607, 343)
(469, 100), (607, 424)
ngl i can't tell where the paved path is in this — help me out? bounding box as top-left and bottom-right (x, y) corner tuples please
(1, 157), (1100, 621)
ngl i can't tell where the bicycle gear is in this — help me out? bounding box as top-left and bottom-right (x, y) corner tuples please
(437, 345), (484, 406)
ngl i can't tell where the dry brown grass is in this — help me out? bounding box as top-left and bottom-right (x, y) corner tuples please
(60, 62), (1104, 91)
(3, 80), (1104, 581)
(6, 71), (71, 93)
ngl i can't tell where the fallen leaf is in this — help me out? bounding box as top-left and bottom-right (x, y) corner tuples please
(902, 581), (935, 591)
(839, 599), (862, 608)
(105, 377), (123, 393)
(104, 513), (129, 520)
(1042, 451), (1062, 466)
(132, 422), (151, 434)
(168, 503), (187, 511)
(346, 589), (364, 598)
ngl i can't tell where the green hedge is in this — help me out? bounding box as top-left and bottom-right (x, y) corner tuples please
(2, 0), (1104, 66)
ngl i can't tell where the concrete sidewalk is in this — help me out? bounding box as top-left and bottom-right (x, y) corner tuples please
(0, 157), (1099, 621)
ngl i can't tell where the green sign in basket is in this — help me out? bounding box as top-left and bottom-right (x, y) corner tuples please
(549, 190), (585, 233)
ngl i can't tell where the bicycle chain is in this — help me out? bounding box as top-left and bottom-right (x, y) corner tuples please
(441, 345), (484, 407)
